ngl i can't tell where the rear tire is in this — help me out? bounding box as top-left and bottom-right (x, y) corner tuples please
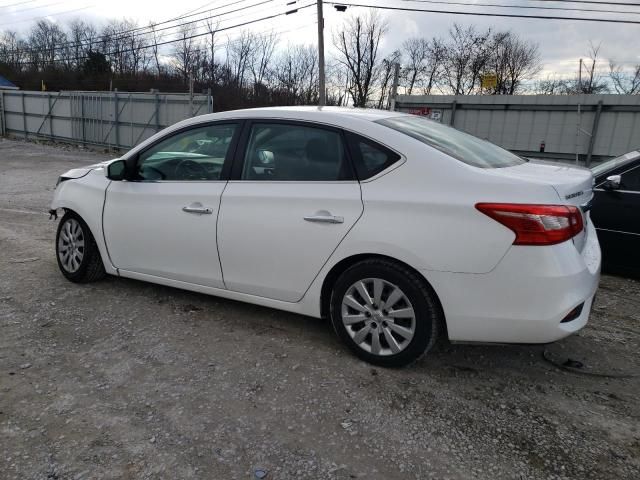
(56, 211), (106, 283)
(329, 258), (442, 367)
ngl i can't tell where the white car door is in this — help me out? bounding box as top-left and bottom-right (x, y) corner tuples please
(217, 120), (364, 302)
(103, 122), (239, 288)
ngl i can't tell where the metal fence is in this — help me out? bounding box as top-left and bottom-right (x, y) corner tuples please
(0, 90), (212, 150)
(395, 94), (640, 165)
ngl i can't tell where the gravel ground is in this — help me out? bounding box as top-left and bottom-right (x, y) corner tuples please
(1, 137), (639, 480)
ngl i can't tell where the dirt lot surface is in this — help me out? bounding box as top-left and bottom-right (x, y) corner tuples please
(1, 137), (639, 480)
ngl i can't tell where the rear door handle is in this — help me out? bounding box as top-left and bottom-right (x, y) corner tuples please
(182, 202), (213, 215)
(304, 213), (344, 224)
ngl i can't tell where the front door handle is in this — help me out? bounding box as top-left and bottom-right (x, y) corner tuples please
(182, 202), (213, 215)
(304, 212), (344, 224)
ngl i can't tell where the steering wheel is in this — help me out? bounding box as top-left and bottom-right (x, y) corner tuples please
(175, 159), (208, 180)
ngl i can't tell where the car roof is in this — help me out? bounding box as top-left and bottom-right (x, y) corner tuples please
(187, 106), (406, 124)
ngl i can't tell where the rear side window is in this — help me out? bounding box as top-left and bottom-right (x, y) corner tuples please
(241, 123), (353, 181)
(376, 115), (525, 169)
(347, 133), (401, 180)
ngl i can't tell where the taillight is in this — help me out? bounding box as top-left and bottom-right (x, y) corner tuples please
(475, 203), (584, 246)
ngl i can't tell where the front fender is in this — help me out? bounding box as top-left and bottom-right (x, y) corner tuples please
(51, 170), (117, 275)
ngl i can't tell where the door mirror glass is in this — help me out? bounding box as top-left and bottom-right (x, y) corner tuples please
(106, 160), (127, 181)
(603, 174), (621, 190)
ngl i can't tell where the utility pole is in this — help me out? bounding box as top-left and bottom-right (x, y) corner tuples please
(578, 58), (583, 92)
(389, 63), (400, 111)
(317, 0), (326, 107)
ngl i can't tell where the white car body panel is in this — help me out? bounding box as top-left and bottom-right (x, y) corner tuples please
(217, 181), (363, 302)
(103, 180), (226, 288)
(50, 106), (601, 345)
(51, 168), (117, 276)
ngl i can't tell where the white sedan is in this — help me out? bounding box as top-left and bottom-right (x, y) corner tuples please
(50, 107), (601, 367)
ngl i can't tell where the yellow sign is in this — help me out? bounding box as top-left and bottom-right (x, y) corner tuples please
(481, 74), (497, 90)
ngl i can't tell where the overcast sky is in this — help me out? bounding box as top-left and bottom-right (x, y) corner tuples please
(2, 0), (639, 80)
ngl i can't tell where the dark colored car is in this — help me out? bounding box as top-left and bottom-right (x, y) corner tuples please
(590, 151), (640, 276)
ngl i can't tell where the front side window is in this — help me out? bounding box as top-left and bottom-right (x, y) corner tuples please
(137, 123), (236, 181)
(377, 115), (526, 169)
(241, 123), (352, 181)
(592, 151), (640, 178)
(620, 165), (640, 191)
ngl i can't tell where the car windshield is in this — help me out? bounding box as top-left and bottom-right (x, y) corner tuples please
(376, 115), (526, 168)
(591, 151), (640, 177)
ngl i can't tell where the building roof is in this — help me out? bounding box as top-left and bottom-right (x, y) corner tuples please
(0, 74), (18, 90)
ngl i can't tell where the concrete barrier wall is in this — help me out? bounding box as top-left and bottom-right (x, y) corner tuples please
(0, 90), (212, 150)
(394, 94), (640, 165)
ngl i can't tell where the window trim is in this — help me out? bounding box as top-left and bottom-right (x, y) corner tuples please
(229, 119), (357, 183)
(125, 120), (244, 182)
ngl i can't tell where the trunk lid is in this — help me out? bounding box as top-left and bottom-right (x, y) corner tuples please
(497, 160), (594, 207)
(488, 160), (594, 251)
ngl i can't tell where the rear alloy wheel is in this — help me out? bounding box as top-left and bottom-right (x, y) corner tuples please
(330, 259), (442, 367)
(56, 212), (106, 283)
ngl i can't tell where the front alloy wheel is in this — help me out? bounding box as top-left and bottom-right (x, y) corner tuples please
(57, 217), (85, 273)
(55, 211), (106, 283)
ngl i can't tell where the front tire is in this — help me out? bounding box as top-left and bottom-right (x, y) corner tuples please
(56, 211), (106, 283)
(330, 259), (442, 367)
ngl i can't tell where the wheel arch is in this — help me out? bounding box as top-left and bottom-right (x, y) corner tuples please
(319, 253), (448, 338)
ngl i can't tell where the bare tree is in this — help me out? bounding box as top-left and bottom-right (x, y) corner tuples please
(274, 43), (318, 104)
(484, 31), (540, 94)
(205, 19), (219, 83)
(172, 23), (199, 83)
(149, 22), (164, 76)
(0, 31), (28, 70)
(440, 24), (491, 95)
(250, 31), (278, 88)
(27, 20), (67, 69)
(65, 20), (98, 70)
(333, 12), (388, 107)
(609, 61), (640, 95)
(227, 30), (255, 87)
(402, 37), (428, 95)
(377, 50), (401, 109)
(578, 41), (608, 94)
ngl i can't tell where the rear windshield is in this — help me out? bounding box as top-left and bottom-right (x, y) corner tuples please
(376, 115), (526, 169)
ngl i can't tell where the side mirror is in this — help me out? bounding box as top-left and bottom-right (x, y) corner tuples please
(603, 174), (621, 191)
(106, 159), (127, 181)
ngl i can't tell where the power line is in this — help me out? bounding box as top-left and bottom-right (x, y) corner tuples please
(0, 5), (94, 26)
(330, 1), (640, 24)
(2, 0), (278, 54)
(402, 0), (640, 15)
(531, 0), (640, 6)
(0, 0), (37, 8)
(14, 3), (316, 65)
(0, 1), (69, 16)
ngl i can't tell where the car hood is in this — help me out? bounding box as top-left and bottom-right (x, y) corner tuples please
(59, 158), (121, 180)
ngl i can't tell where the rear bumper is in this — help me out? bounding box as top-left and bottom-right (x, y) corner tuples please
(424, 220), (601, 344)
